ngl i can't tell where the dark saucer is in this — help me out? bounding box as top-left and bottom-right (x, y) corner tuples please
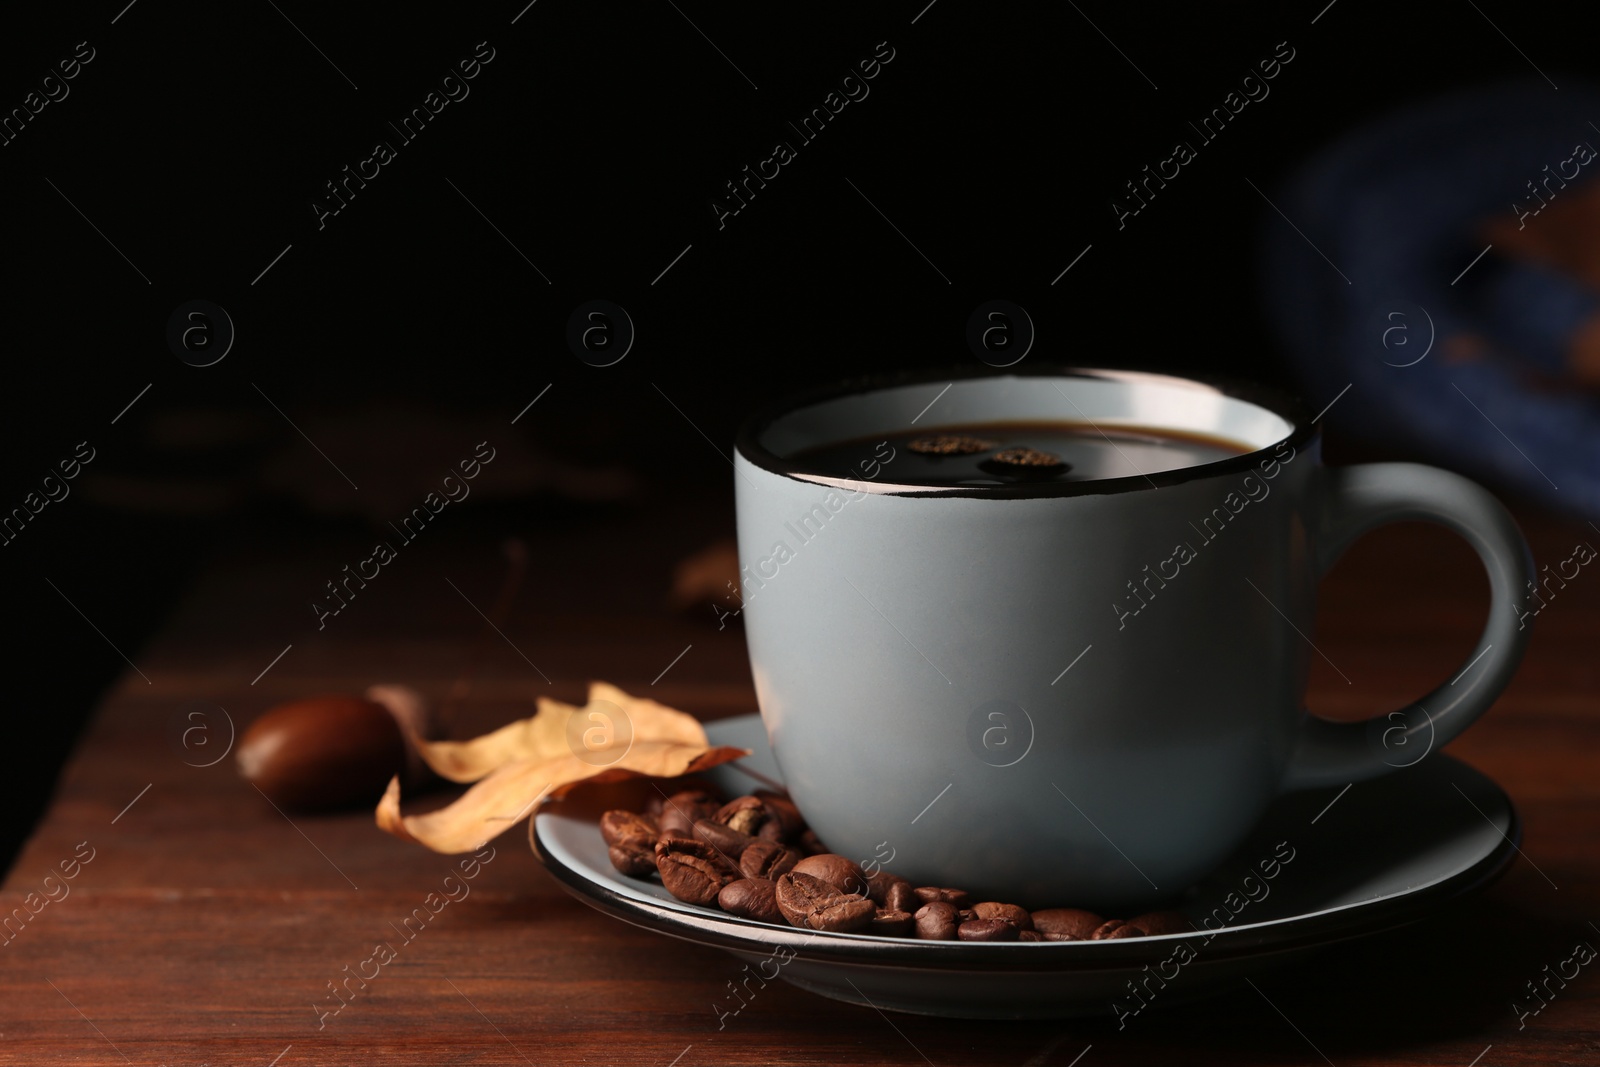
(532, 714), (1518, 1018)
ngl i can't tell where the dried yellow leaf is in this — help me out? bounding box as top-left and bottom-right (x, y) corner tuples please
(373, 681), (748, 853)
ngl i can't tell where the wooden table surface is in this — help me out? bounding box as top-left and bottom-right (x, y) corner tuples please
(4, 494), (1598, 1066)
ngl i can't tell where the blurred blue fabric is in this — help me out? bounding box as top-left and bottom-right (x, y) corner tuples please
(1262, 81), (1600, 516)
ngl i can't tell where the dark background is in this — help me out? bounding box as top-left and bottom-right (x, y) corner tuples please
(0, 0), (1584, 869)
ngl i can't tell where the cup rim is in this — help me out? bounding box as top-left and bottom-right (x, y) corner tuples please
(733, 364), (1320, 499)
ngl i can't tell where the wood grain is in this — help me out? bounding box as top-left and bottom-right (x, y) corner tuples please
(2, 500), (1596, 1066)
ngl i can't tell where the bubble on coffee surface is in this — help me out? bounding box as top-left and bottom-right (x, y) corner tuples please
(988, 447), (1061, 467)
(980, 447), (1068, 480)
(907, 434), (996, 455)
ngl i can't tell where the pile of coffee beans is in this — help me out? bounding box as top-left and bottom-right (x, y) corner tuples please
(600, 786), (1191, 940)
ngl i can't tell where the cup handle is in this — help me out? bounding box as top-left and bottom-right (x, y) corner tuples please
(1281, 462), (1536, 791)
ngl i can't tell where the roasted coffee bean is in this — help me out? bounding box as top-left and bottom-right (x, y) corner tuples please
(656, 806), (693, 839)
(914, 886), (972, 909)
(660, 790), (722, 835)
(739, 840), (802, 880)
(957, 908), (978, 924)
(1018, 929), (1044, 942)
(1031, 908), (1104, 942)
(600, 810), (658, 848)
(792, 854), (868, 896)
(603, 815), (659, 875)
(655, 836), (736, 906)
(692, 818), (755, 859)
(755, 791), (805, 840)
(1128, 910), (1192, 935)
(774, 872), (875, 933)
(714, 796), (769, 836)
(719, 878), (784, 924)
(914, 901), (960, 941)
(972, 902), (1033, 931)
(870, 908), (915, 938)
(1090, 919), (1147, 940)
(658, 790), (722, 837)
(643, 793), (665, 818)
(886, 881), (919, 914)
(607, 841), (656, 877)
(959, 918), (1021, 942)
(797, 829), (828, 856)
(865, 869), (912, 905)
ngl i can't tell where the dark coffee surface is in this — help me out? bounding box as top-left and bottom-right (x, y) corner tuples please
(789, 421), (1251, 486)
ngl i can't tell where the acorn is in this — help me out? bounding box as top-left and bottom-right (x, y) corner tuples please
(236, 687), (435, 812)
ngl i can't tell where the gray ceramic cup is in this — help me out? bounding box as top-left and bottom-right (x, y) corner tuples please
(732, 368), (1534, 912)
